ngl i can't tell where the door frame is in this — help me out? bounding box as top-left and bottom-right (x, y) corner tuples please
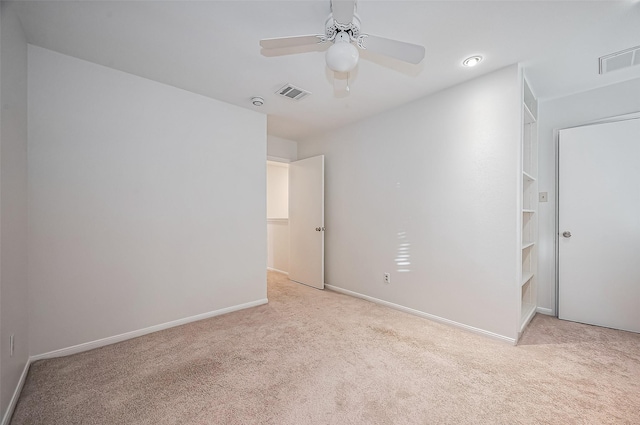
(554, 111), (640, 316)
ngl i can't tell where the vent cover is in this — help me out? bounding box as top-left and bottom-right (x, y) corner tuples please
(276, 84), (311, 101)
(599, 45), (640, 74)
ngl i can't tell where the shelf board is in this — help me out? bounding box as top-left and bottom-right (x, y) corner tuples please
(267, 218), (289, 223)
(522, 241), (535, 250)
(523, 171), (536, 182)
(522, 209), (535, 214)
(521, 271), (534, 286)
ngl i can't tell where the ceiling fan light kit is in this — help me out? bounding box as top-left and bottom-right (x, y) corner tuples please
(326, 32), (359, 72)
(259, 0), (426, 89)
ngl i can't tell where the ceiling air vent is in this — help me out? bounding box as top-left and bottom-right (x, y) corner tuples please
(599, 45), (640, 74)
(276, 84), (311, 101)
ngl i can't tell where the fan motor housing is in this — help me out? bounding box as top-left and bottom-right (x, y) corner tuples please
(325, 14), (360, 41)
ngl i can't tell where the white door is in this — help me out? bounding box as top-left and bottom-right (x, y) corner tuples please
(558, 118), (640, 333)
(289, 155), (325, 289)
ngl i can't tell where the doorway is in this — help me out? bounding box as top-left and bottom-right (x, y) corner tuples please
(266, 156), (326, 289)
(266, 160), (290, 274)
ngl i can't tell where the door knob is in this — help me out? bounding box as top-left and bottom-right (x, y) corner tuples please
(562, 231), (572, 238)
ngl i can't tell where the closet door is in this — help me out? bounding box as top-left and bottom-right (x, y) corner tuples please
(558, 118), (640, 333)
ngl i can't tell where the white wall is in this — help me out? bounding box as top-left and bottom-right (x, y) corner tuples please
(299, 65), (521, 341)
(536, 77), (640, 314)
(267, 221), (289, 274)
(0, 2), (30, 418)
(28, 46), (267, 356)
(266, 162), (288, 219)
(267, 135), (297, 162)
(266, 162), (289, 274)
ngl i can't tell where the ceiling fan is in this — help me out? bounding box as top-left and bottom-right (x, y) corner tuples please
(259, 0), (425, 74)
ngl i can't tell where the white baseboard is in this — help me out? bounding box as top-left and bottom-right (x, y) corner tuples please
(325, 284), (516, 345)
(267, 267), (288, 275)
(536, 307), (554, 316)
(30, 298), (268, 362)
(1, 360), (31, 425)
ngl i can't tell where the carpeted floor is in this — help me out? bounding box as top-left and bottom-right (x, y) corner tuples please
(11, 271), (640, 424)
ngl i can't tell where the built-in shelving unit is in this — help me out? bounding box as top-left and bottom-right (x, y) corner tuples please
(519, 77), (538, 338)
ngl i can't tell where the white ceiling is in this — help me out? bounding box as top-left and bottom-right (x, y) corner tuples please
(11, 0), (640, 141)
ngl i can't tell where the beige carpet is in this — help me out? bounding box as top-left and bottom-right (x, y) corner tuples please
(11, 271), (640, 424)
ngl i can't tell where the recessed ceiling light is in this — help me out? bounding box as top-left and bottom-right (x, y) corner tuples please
(463, 56), (483, 67)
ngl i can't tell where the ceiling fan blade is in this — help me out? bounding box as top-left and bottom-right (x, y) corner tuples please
(358, 34), (425, 64)
(331, 0), (355, 25)
(260, 35), (326, 49)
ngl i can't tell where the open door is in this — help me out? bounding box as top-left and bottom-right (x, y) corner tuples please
(289, 155), (324, 289)
(558, 118), (640, 333)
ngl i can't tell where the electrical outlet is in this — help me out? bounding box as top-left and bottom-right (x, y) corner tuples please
(539, 192), (548, 202)
(10, 334), (14, 357)
(384, 273), (391, 284)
